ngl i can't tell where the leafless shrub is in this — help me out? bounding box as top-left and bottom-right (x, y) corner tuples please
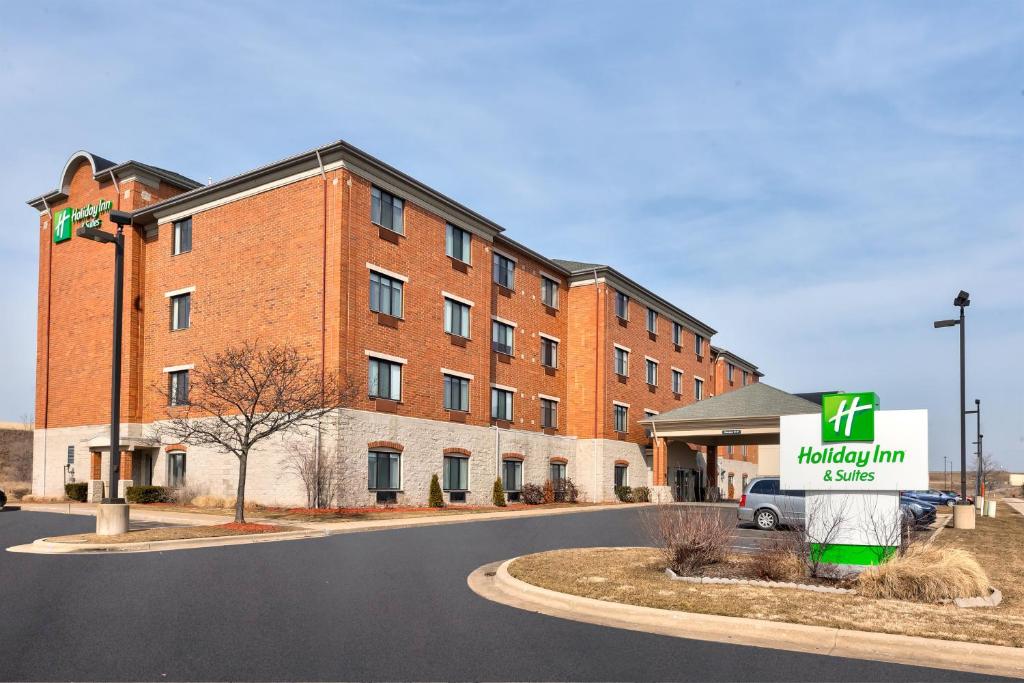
(170, 481), (207, 505)
(750, 534), (806, 582)
(643, 506), (733, 575)
(857, 546), (989, 602)
(283, 436), (338, 508)
(801, 495), (849, 578)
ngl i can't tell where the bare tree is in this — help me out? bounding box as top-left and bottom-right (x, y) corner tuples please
(155, 341), (354, 523)
(283, 435), (339, 509)
(801, 495), (848, 578)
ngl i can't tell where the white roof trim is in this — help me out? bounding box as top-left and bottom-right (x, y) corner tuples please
(163, 286), (196, 298)
(162, 364), (194, 373)
(613, 400), (631, 408)
(538, 332), (560, 343)
(613, 343), (631, 353)
(441, 291), (474, 307)
(366, 263), (409, 283)
(441, 368), (474, 380)
(365, 350), (408, 365)
(491, 315), (517, 328)
(490, 383), (516, 393)
(537, 393), (561, 403)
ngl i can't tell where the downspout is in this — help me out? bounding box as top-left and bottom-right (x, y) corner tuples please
(108, 170), (120, 197)
(41, 199), (53, 496)
(494, 426), (501, 486)
(316, 150), (327, 508)
(592, 268), (601, 499)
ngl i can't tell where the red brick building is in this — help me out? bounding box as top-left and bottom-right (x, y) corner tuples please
(27, 142), (762, 505)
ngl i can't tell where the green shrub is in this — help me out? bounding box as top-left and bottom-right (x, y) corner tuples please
(492, 477), (506, 507)
(125, 485), (172, 504)
(428, 473), (444, 508)
(632, 486), (651, 503)
(615, 485), (633, 502)
(521, 483), (544, 505)
(65, 482), (88, 502)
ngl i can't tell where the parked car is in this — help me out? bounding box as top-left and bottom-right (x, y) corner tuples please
(940, 490), (974, 505)
(0, 488), (6, 510)
(738, 477), (804, 530)
(900, 495), (937, 527)
(904, 490), (956, 507)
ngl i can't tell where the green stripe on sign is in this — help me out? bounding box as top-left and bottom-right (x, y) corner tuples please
(811, 543), (896, 566)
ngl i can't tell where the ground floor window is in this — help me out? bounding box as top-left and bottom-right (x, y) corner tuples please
(549, 462), (566, 488)
(503, 460), (522, 499)
(167, 451), (186, 487)
(614, 464), (627, 488)
(443, 455), (469, 491)
(368, 450), (401, 490)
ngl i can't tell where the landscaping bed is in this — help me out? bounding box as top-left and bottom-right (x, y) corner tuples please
(47, 522), (292, 544)
(507, 502), (1024, 647)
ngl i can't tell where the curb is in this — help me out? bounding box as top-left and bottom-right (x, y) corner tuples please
(7, 528), (328, 555)
(468, 557), (1024, 680)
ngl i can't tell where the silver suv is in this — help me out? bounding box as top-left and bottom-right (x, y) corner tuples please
(737, 476), (804, 530)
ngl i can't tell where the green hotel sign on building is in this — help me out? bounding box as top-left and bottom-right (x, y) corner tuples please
(53, 198), (113, 243)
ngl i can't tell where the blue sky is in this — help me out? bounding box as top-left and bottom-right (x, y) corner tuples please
(2, 1), (1022, 470)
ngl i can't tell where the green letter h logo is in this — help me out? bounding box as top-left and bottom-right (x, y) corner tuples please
(822, 392), (877, 442)
(53, 207), (73, 243)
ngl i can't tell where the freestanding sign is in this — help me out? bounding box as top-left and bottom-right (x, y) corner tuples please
(780, 392), (928, 569)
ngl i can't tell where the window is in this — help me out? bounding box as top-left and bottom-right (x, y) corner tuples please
(168, 451), (186, 487)
(615, 291), (629, 319)
(493, 252), (515, 289)
(169, 293), (191, 330)
(503, 459), (522, 493)
(444, 298), (471, 338)
(549, 462), (566, 488)
(614, 464), (628, 488)
(491, 387), (513, 421)
(694, 333), (704, 357)
(646, 359), (658, 386)
(742, 370), (749, 386)
(614, 347), (629, 376)
(492, 320), (514, 355)
(750, 478), (779, 495)
(541, 276), (559, 308)
(672, 369), (683, 394)
(368, 450), (401, 490)
(168, 370), (189, 406)
(371, 186), (404, 233)
(673, 322), (682, 346)
(172, 217), (192, 255)
(370, 272), (403, 317)
(540, 337), (558, 368)
(444, 374), (470, 412)
(614, 404), (628, 433)
(728, 363), (735, 383)
(66, 445), (74, 467)
(368, 357), (402, 401)
(694, 377), (704, 401)
(647, 308), (658, 333)
(540, 398), (557, 429)
(446, 223), (471, 263)
(443, 455), (469, 491)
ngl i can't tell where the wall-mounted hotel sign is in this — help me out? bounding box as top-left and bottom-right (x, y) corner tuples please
(53, 198), (113, 243)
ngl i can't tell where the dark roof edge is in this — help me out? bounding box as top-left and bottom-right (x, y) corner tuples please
(27, 158), (201, 211)
(493, 235), (571, 276)
(710, 345), (759, 373)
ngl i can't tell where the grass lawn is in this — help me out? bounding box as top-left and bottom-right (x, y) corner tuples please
(48, 522), (293, 544)
(508, 501), (1024, 647)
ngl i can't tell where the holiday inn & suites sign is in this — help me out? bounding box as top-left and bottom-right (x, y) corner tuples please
(53, 198), (113, 243)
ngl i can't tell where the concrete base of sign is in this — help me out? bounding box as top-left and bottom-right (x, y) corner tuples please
(96, 503), (129, 536)
(953, 504), (976, 530)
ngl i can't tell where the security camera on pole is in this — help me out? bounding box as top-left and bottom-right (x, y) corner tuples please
(76, 209), (133, 535)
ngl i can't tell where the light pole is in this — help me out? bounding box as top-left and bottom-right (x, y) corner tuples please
(77, 210), (131, 533)
(966, 399), (982, 499)
(934, 290), (971, 526)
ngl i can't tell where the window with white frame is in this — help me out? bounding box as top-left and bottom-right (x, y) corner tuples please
(368, 357), (402, 401)
(672, 369), (683, 394)
(614, 464), (628, 488)
(493, 252), (515, 289)
(370, 271), (403, 317)
(614, 404), (628, 433)
(728, 363), (735, 383)
(672, 322), (682, 346)
(541, 276), (559, 308)
(647, 307), (658, 333)
(492, 320), (514, 355)
(646, 358), (658, 386)
(371, 186), (404, 234)
(540, 336), (558, 368)
(503, 459), (522, 493)
(443, 455), (469, 491)
(444, 374), (470, 412)
(445, 223), (471, 263)
(170, 293), (191, 330)
(540, 398), (557, 429)
(614, 347), (629, 376)
(491, 387), (513, 421)
(368, 450), (401, 490)
(615, 291), (629, 319)
(168, 370), (189, 406)
(172, 217), (192, 255)
(444, 298), (471, 338)
(694, 377), (704, 401)
(167, 451), (186, 487)
(66, 445), (74, 467)
(694, 333), (704, 357)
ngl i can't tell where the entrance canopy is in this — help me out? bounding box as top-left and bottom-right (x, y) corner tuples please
(641, 383), (820, 447)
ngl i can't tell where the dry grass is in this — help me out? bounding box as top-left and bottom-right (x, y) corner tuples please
(508, 501), (1024, 647)
(0, 480), (31, 500)
(750, 536), (806, 582)
(857, 545), (989, 602)
(48, 522), (292, 544)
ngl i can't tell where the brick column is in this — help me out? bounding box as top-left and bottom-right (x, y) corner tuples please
(119, 450), (133, 480)
(653, 437), (667, 486)
(707, 446), (719, 498)
(90, 452), (102, 480)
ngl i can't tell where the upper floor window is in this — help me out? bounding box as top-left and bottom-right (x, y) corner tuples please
(540, 398), (557, 429)
(728, 363), (735, 383)
(492, 320), (514, 355)
(672, 369), (683, 394)
(172, 217), (192, 255)
(444, 374), (470, 412)
(540, 337), (558, 369)
(646, 359), (658, 386)
(613, 404), (628, 433)
(370, 272), (403, 318)
(742, 370), (749, 386)
(170, 293), (191, 331)
(647, 308), (658, 334)
(673, 322), (682, 346)
(444, 298), (471, 338)
(493, 252), (515, 289)
(694, 377), (704, 401)
(614, 347), (629, 376)
(694, 333), (705, 357)
(168, 370), (190, 406)
(446, 223), (471, 263)
(541, 276), (559, 308)
(371, 186), (404, 234)
(368, 357), (402, 401)
(491, 387), (513, 421)
(615, 291), (629, 320)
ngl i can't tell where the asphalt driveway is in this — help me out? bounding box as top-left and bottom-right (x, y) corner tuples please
(0, 507), (996, 682)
